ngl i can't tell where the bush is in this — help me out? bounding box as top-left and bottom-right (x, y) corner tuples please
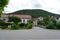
(46, 21), (54, 29)
(56, 21), (60, 29)
(1, 26), (7, 29)
(11, 24), (19, 30)
(37, 20), (46, 26)
(19, 23), (26, 28)
(37, 20), (42, 25)
(28, 20), (33, 23)
(43, 17), (49, 25)
(0, 19), (7, 29)
(26, 23), (33, 29)
(49, 17), (56, 26)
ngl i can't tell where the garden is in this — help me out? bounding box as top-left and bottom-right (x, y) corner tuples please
(0, 16), (33, 30)
(37, 16), (60, 30)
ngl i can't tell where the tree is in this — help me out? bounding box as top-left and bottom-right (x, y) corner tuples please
(56, 21), (60, 29)
(49, 17), (56, 26)
(43, 17), (50, 25)
(0, 0), (9, 17)
(8, 16), (21, 24)
(0, 19), (7, 29)
(46, 21), (54, 29)
(37, 20), (45, 26)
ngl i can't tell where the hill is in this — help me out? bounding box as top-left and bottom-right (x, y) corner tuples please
(8, 9), (60, 18)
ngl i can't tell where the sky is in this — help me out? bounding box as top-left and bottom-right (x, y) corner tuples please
(4, 0), (60, 14)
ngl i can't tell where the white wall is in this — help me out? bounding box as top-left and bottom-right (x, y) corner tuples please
(38, 17), (43, 20)
(33, 20), (37, 26)
(58, 18), (60, 20)
(21, 18), (31, 24)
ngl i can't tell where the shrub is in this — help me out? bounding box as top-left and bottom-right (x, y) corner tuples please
(49, 17), (56, 26)
(26, 23), (33, 29)
(28, 20), (33, 23)
(46, 21), (54, 29)
(37, 20), (46, 26)
(43, 17), (49, 25)
(37, 20), (42, 25)
(19, 23), (26, 28)
(56, 21), (60, 29)
(0, 19), (7, 29)
(1, 26), (7, 29)
(11, 24), (19, 30)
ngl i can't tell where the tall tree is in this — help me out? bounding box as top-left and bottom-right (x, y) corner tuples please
(0, 0), (9, 17)
(8, 16), (21, 24)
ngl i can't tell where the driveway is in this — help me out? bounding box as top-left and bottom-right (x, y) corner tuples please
(0, 27), (60, 40)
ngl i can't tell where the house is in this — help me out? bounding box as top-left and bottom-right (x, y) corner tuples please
(33, 16), (44, 26)
(33, 18), (38, 26)
(57, 17), (60, 21)
(38, 16), (43, 21)
(58, 18), (60, 20)
(3, 14), (32, 24)
(50, 16), (60, 21)
(3, 14), (44, 27)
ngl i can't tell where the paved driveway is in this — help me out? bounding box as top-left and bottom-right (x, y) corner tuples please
(0, 27), (60, 40)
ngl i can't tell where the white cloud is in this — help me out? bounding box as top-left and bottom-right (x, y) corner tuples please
(4, 0), (60, 14)
(42, 0), (60, 9)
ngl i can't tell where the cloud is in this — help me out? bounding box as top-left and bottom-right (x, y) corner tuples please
(4, 0), (60, 14)
(31, 0), (42, 8)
